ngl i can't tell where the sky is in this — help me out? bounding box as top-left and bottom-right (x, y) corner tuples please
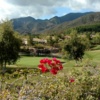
(0, 0), (100, 20)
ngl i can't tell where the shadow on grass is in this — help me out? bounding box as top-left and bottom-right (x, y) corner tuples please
(0, 67), (39, 75)
(20, 54), (62, 59)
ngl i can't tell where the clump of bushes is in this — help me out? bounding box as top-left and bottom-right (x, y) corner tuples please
(0, 64), (100, 100)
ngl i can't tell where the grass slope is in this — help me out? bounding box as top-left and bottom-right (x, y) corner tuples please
(85, 50), (100, 66)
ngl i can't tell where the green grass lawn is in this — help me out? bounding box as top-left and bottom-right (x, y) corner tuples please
(16, 56), (42, 67)
(62, 50), (100, 70)
(15, 56), (65, 68)
(91, 45), (100, 50)
(9, 50), (100, 69)
(84, 50), (100, 65)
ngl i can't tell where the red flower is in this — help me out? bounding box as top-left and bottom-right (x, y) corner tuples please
(40, 58), (48, 64)
(69, 78), (75, 83)
(50, 62), (56, 67)
(52, 57), (57, 61)
(55, 67), (60, 71)
(38, 64), (48, 73)
(38, 58), (63, 75)
(38, 64), (44, 69)
(41, 67), (48, 73)
(53, 57), (61, 64)
(47, 59), (52, 65)
(50, 68), (58, 75)
(59, 64), (63, 70)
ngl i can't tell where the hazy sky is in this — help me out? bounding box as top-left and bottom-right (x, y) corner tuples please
(0, 0), (100, 20)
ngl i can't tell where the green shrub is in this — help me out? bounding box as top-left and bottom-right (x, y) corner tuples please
(0, 65), (100, 100)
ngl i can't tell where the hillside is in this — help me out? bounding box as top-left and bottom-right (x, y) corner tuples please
(43, 12), (100, 34)
(11, 12), (93, 34)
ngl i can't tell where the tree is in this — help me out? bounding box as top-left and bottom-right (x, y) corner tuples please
(91, 33), (100, 45)
(0, 20), (21, 71)
(64, 30), (87, 62)
(47, 35), (55, 46)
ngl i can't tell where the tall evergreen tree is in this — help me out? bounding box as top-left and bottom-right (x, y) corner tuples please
(0, 20), (21, 71)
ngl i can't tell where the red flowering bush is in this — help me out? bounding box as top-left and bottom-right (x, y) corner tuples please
(69, 78), (75, 83)
(38, 58), (63, 75)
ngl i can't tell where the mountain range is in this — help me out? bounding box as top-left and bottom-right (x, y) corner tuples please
(11, 12), (100, 34)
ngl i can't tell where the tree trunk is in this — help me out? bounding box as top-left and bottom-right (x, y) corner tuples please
(0, 63), (3, 70)
(1, 62), (6, 75)
(3, 61), (6, 72)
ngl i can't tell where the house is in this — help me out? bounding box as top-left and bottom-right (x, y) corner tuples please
(22, 38), (28, 45)
(33, 38), (47, 44)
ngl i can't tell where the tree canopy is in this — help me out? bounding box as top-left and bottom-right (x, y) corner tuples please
(0, 20), (21, 70)
(64, 30), (89, 61)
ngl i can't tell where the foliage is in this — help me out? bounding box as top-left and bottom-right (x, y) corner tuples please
(91, 33), (100, 45)
(0, 64), (100, 100)
(0, 20), (21, 70)
(64, 30), (87, 61)
(76, 24), (100, 33)
(47, 36), (55, 46)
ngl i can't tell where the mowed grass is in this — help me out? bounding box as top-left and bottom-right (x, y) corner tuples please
(60, 50), (100, 70)
(16, 56), (41, 67)
(84, 50), (100, 65)
(65, 50), (100, 67)
(16, 56), (65, 68)
(92, 45), (100, 50)
(14, 50), (100, 69)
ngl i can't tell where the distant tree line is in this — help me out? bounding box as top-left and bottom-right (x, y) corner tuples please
(75, 24), (100, 33)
